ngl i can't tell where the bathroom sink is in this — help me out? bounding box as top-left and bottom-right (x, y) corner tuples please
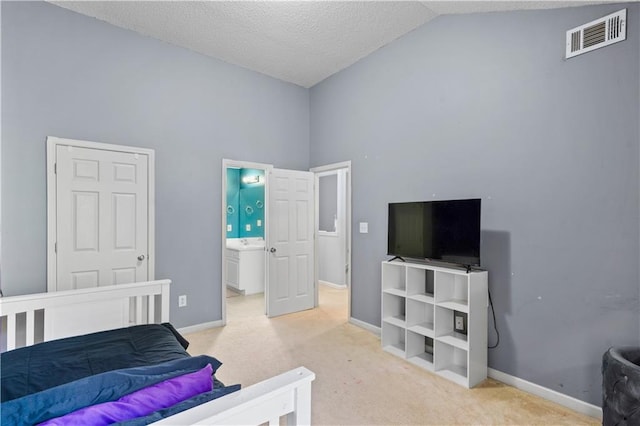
(226, 238), (265, 251)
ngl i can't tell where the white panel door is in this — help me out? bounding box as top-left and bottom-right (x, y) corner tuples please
(267, 169), (315, 317)
(56, 145), (149, 290)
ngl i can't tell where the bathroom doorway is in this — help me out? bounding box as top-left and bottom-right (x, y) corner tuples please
(221, 160), (270, 324)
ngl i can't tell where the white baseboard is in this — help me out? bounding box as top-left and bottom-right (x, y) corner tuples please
(177, 320), (223, 335)
(349, 317), (381, 336)
(319, 280), (347, 289)
(344, 318), (600, 419)
(488, 368), (602, 419)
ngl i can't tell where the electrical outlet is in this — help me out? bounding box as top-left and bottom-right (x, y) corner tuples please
(454, 312), (467, 334)
(178, 295), (187, 307)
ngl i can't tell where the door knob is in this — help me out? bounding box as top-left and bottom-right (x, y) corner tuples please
(270, 247), (276, 253)
(137, 255), (145, 261)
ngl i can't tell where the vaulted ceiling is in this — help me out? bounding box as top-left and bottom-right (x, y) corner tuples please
(50, 1), (620, 87)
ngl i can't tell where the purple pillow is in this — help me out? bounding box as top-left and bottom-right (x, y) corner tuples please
(40, 364), (213, 425)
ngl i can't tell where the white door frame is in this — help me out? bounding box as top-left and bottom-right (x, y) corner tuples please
(310, 161), (352, 318)
(221, 159), (273, 325)
(46, 136), (156, 292)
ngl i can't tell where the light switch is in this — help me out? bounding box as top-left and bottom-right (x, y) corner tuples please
(246, 224), (251, 231)
(359, 222), (368, 233)
(257, 220), (262, 227)
(227, 224), (232, 232)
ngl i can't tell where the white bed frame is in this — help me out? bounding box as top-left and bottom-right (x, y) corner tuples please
(0, 280), (315, 425)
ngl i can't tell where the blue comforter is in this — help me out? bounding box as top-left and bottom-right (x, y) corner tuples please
(1, 323), (190, 402)
(2, 355), (240, 425)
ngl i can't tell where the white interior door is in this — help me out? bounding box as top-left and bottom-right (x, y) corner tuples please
(52, 141), (151, 290)
(267, 168), (315, 317)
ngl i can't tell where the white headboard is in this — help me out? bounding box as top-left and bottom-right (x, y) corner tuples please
(0, 279), (171, 352)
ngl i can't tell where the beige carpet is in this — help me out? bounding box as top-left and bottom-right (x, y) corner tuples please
(185, 286), (598, 425)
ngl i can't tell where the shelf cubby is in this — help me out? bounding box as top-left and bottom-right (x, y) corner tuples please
(406, 331), (434, 371)
(382, 322), (405, 357)
(406, 267), (434, 302)
(434, 306), (468, 350)
(434, 341), (468, 387)
(435, 271), (469, 312)
(382, 293), (406, 328)
(406, 298), (434, 338)
(382, 262), (406, 294)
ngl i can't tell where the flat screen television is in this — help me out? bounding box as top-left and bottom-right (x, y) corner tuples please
(387, 199), (481, 267)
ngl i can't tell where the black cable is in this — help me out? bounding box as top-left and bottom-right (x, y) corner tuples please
(488, 289), (500, 349)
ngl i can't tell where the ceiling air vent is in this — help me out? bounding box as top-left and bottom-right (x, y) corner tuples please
(566, 9), (626, 59)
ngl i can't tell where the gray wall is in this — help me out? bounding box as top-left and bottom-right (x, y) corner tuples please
(310, 3), (640, 406)
(318, 235), (344, 285)
(1, 2), (309, 327)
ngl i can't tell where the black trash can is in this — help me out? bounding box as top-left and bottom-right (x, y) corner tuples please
(603, 347), (640, 425)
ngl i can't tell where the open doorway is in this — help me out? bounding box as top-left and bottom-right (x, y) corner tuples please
(312, 161), (351, 319)
(222, 159), (350, 324)
(221, 160), (316, 323)
(221, 160), (270, 324)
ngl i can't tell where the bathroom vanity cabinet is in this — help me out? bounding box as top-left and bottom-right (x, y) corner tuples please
(225, 240), (265, 295)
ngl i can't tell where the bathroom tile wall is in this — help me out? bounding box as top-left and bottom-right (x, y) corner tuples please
(227, 168), (265, 239)
(226, 168), (240, 238)
(239, 168), (265, 238)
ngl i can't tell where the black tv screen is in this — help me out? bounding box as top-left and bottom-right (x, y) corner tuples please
(387, 199), (481, 266)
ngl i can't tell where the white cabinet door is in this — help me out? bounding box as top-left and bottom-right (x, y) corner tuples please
(267, 168), (314, 317)
(55, 145), (149, 290)
(225, 254), (240, 291)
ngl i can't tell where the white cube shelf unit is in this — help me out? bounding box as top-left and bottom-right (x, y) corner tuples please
(381, 260), (488, 388)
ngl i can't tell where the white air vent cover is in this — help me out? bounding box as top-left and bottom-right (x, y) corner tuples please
(566, 9), (626, 59)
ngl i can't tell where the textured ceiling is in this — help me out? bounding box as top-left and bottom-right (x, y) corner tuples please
(50, 1), (623, 88)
